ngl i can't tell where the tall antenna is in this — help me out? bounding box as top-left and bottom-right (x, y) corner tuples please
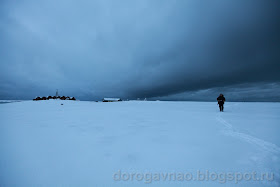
(56, 89), (58, 97)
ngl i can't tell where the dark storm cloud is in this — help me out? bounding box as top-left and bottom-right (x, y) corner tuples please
(152, 82), (280, 102)
(0, 0), (279, 100)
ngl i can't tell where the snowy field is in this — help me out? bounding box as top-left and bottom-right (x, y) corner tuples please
(0, 100), (279, 187)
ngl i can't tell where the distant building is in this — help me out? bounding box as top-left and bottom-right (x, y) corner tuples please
(102, 98), (122, 102)
(33, 97), (42, 101)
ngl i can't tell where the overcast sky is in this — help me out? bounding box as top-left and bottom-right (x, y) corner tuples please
(0, 0), (279, 101)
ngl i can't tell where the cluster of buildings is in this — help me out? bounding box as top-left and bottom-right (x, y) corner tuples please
(32, 90), (125, 102)
(33, 96), (76, 101)
(33, 90), (76, 101)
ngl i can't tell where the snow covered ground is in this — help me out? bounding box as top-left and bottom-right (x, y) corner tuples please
(0, 100), (279, 187)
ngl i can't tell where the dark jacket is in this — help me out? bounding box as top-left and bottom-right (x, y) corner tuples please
(217, 96), (226, 105)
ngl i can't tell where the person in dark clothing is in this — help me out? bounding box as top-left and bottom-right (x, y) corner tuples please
(217, 94), (226, 112)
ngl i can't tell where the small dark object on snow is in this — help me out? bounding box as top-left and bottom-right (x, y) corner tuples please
(217, 94), (226, 112)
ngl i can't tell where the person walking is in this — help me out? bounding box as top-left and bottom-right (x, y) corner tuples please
(217, 94), (226, 112)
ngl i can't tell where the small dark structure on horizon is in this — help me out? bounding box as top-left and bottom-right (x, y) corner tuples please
(102, 98), (122, 102)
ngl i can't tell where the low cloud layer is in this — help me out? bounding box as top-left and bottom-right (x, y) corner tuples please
(0, 0), (279, 101)
(153, 82), (280, 102)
